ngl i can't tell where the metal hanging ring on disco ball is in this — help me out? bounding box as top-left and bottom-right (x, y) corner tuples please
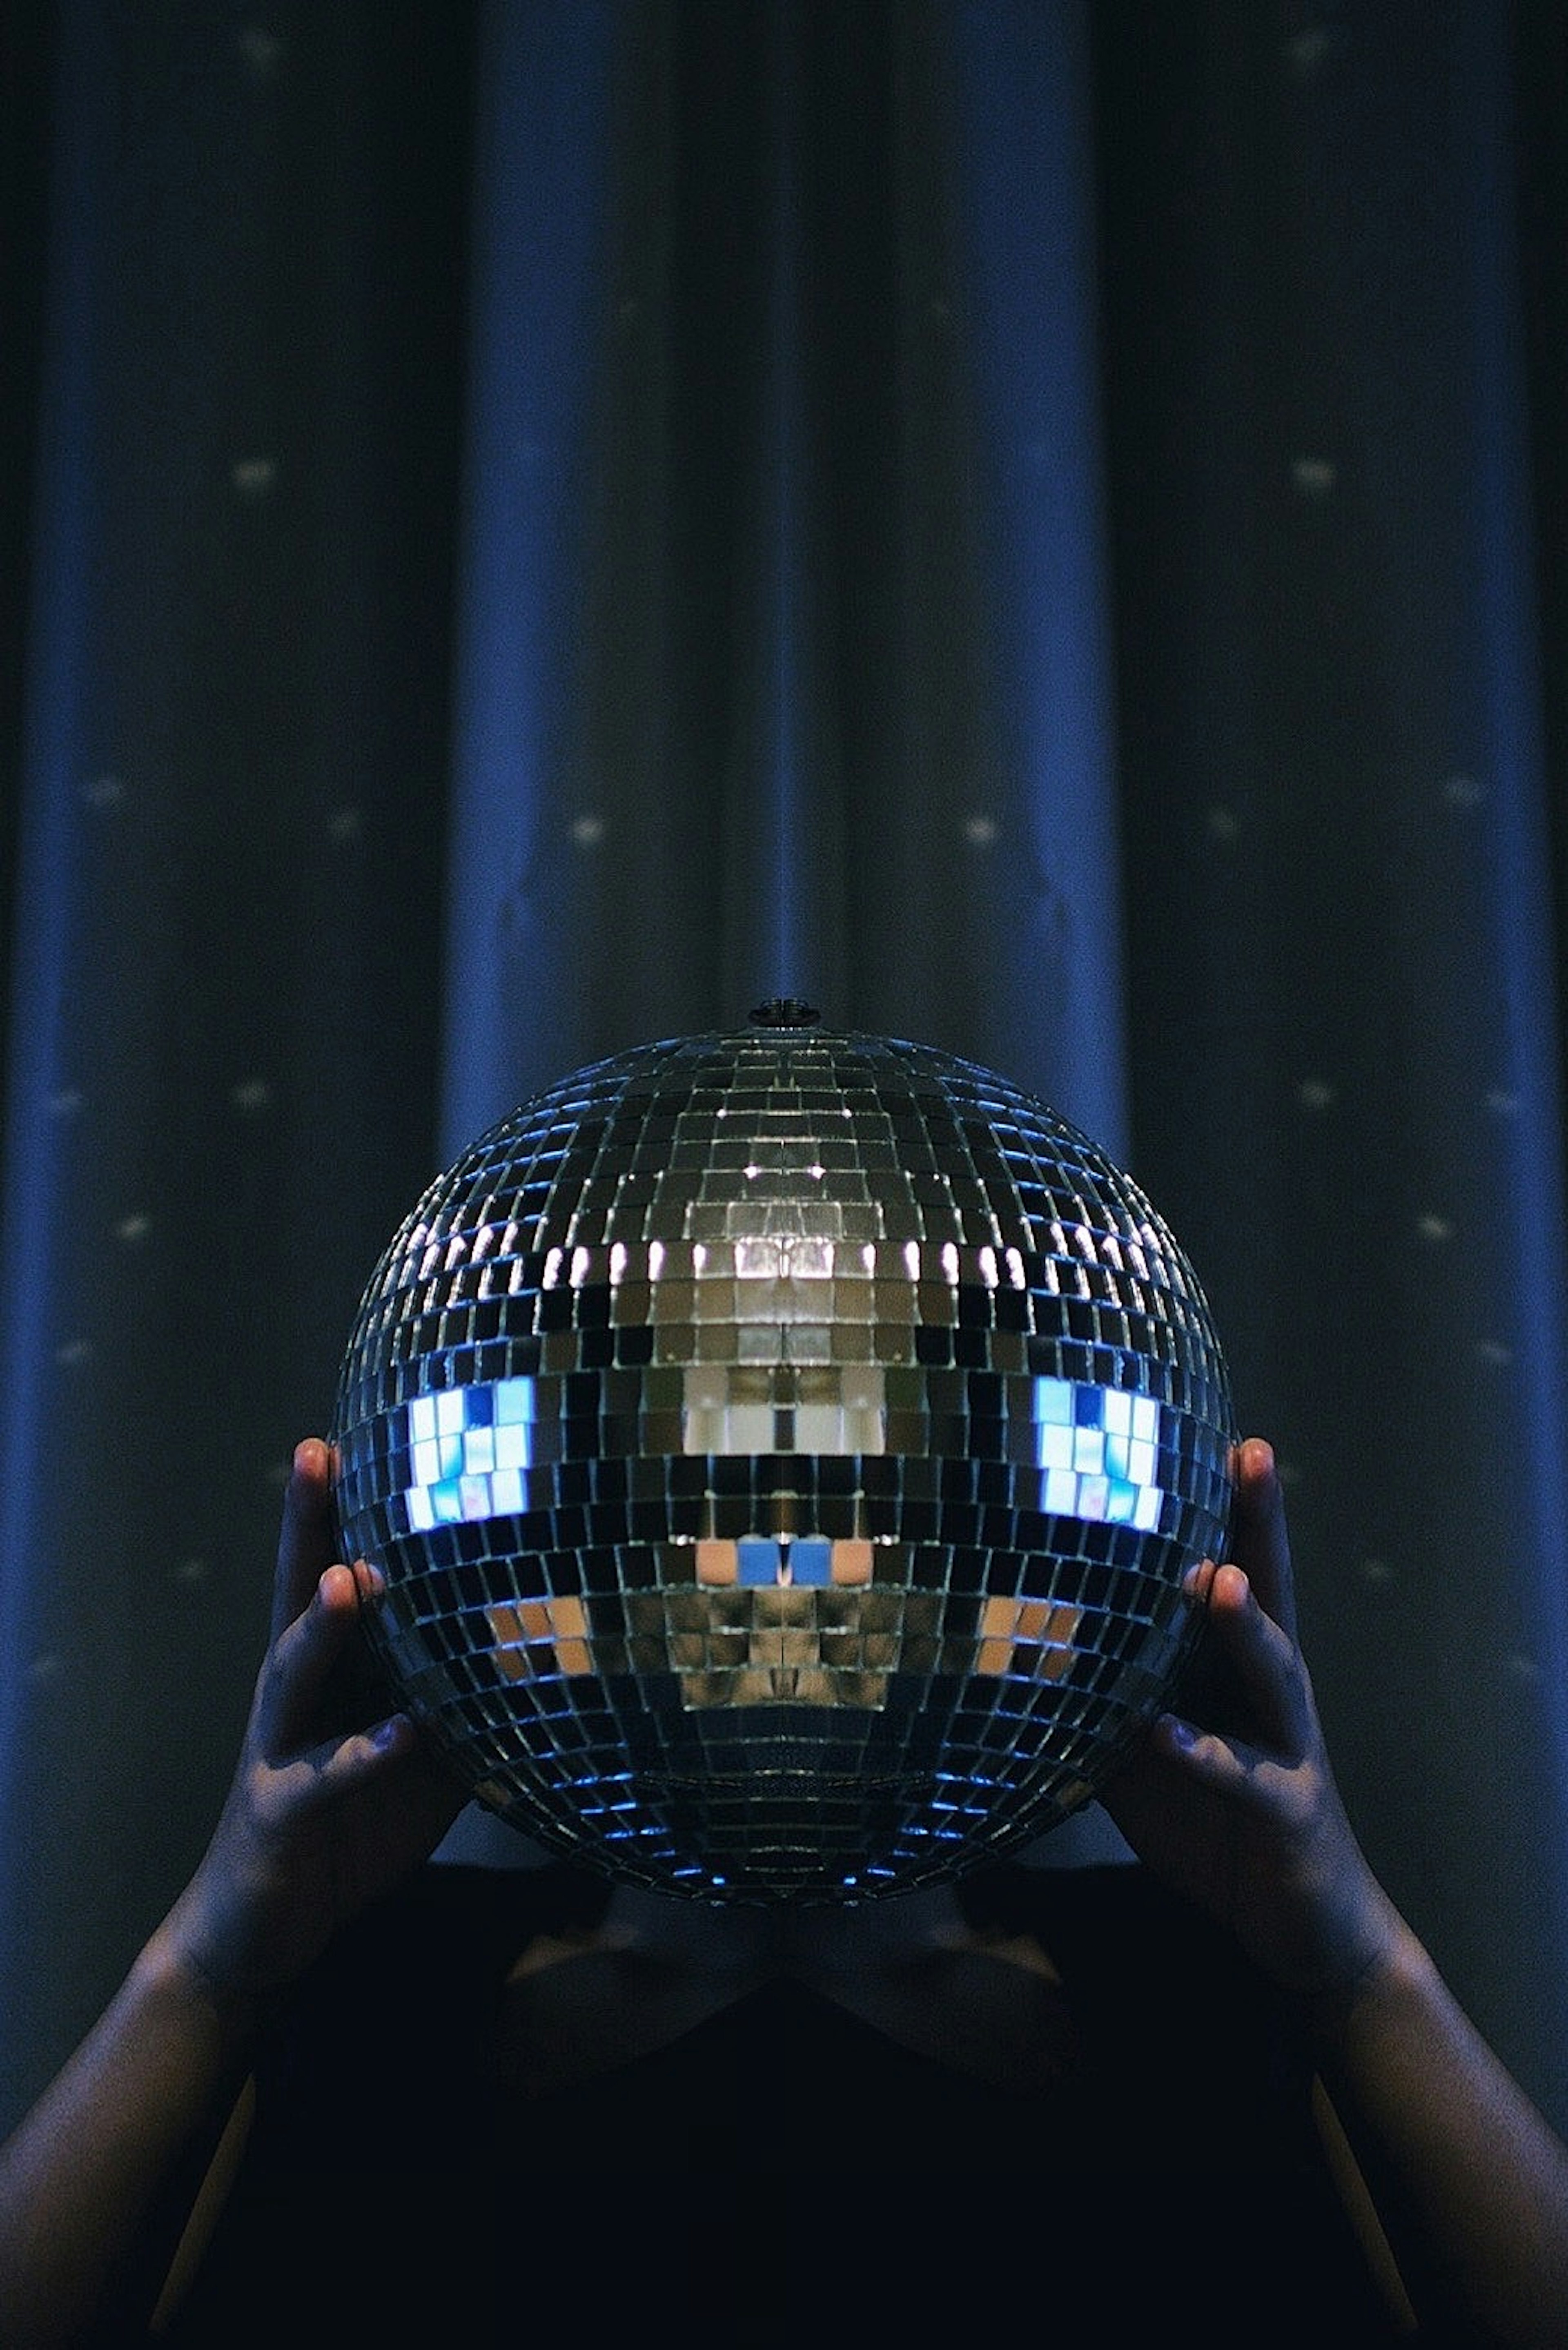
(330, 1007), (1236, 1903)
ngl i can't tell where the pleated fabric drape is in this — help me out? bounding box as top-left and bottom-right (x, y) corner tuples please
(1095, 0), (1568, 2135)
(442, 0), (1127, 1156)
(0, 0), (474, 2132)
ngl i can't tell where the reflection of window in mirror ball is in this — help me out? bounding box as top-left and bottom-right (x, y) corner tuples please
(330, 1008), (1236, 1903)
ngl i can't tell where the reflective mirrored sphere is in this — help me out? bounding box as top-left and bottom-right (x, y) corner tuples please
(330, 1009), (1235, 1902)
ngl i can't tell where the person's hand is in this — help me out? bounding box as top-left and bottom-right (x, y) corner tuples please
(155, 1438), (467, 2007)
(1099, 1436), (1405, 2005)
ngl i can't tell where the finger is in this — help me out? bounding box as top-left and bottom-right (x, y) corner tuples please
(298, 1706), (418, 1790)
(1193, 1561), (1312, 1752)
(1147, 1710), (1286, 1813)
(270, 1437), (340, 1644)
(256, 1558), (382, 1755)
(287, 1710), (469, 1839)
(1226, 1436), (1297, 1643)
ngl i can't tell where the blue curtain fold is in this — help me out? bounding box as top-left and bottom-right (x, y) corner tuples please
(1096, 0), (1568, 2125)
(0, 0), (472, 2130)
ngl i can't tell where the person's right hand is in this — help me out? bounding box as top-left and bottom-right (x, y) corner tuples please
(156, 1438), (468, 2007)
(1099, 1436), (1405, 2007)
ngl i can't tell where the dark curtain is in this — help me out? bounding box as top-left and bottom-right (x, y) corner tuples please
(3, 0), (1567, 2154)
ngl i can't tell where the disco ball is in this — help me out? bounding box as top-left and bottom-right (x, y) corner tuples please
(330, 1005), (1235, 1902)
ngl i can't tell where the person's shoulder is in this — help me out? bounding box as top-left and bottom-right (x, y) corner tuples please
(246, 1858), (612, 2152)
(958, 1854), (1210, 1944)
(323, 1855), (613, 1988)
(374, 1854), (612, 1934)
(268, 1859), (606, 2045)
(958, 1856), (1298, 2060)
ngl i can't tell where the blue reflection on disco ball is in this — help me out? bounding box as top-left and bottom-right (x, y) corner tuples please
(330, 1006), (1235, 1902)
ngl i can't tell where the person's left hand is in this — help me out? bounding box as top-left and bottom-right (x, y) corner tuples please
(157, 1438), (469, 2007)
(1098, 1436), (1403, 2004)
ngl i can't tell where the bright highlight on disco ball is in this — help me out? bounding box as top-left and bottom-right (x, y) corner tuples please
(330, 1006), (1236, 1902)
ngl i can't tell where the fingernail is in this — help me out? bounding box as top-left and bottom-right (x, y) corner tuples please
(1161, 1713), (1198, 1751)
(369, 1713), (408, 1752)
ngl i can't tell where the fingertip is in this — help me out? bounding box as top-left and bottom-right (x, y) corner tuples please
(1183, 1557), (1218, 1603)
(1155, 1710), (1200, 1757)
(313, 1560), (361, 1614)
(349, 1558), (386, 1619)
(291, 1436), (330, 1487)
(1208, 1560), (1255, 1613)
(1236, 1435), (1278, 1494)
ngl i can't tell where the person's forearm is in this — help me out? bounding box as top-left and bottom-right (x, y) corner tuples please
(0, 1924), (261, 2349)
(1309, 1922), (1568, 2349)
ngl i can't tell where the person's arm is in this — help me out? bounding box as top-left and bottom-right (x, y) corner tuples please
(1307, 1916), (1568, 2346)
(1102, 1438), (1568, 2348)
(0, 1439), (466, 2349)
(0, 1919), (261, 2347)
